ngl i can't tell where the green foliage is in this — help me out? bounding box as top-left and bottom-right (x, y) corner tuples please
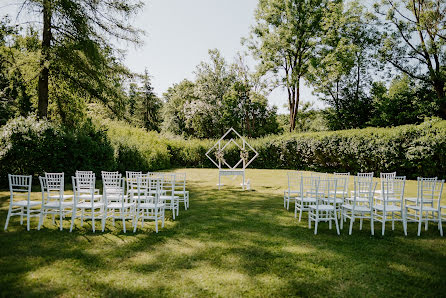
(162, 49), (280, 139)
(374, 0), (446, 118)
(127, 70), (163, 132)
(101, 119), (170, 172)
(245, 0), (327, 131)
(1, 115), (445, 183)
(162, 119), (446, 179)
(0, 115), (115, 185)
(307, 0), (379, 130)
(369, 76), (439, 127)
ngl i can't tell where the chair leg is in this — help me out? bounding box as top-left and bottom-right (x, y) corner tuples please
(155, 209), (159, 233)
(349, 216), (354, 235)
(340, 210), (344, 230)
(308, 211), (311, 228)
(438, 212), (443, 237)
(4, 207), (12, 231)
(392, 212), (395, 230)
(314, 211), (318, 235)
(92, 208), (95, 233)
(360, 218), (363, 230)
(59, 209), (63, 231)
(20, 208), (24, 225)
(27, 208), (30, 231)
(371, 212), (374, 236)
(38, 209), (44, 230)
(417, 211), (423, 236)
(299, 205), (303, 222)
(122, 212), (126, 233)
(382, 214), (386, 236)
(133, 209), (139, 233)
(403, 210), (407, 236)
(334, 212), (340, 235)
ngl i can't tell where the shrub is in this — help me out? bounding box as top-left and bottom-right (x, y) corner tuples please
(164, 119), (446, 179)
(102, 120), (170, 172)
(0, 116), (115, 185)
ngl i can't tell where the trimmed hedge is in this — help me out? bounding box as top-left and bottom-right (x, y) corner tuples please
(162, 119), (446, 179)
(1, 116), (445, 186)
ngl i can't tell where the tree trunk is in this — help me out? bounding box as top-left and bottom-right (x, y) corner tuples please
(289, 80), (300, 132)
(38, 0), (52, 118)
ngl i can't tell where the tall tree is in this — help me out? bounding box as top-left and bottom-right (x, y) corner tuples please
(245, 0), (327, 131)
(375, 0), (446, 118)
(19, 0), (144, 118)
(137, 69), (162, 132)
(307, 0), (379, 129)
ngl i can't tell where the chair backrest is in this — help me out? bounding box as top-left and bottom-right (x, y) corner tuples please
(417, 177), (437, 207)
(351, 176), (377, 208)
(299, 175), (319, 198)
(174, 172), (186, 191)
(8, 174), (32, 205)
(44, 172), (64, 198)
(287, 171), (301, 193)
(381, 176), (406, 207)
(39, 176), (48, 205)
(380, 172), (397, 192)
(333, 173), (349, 197)
(76, 170), (93, 176)
(72, 173), (96, 205)
(318, 178), (338, 206)
(136, 173), (161, 205)
(161, 173), (176, 196)
(434, 179), (444, 209)
(380, 172), (396, 180)
(126, 171), (142, 194)
(102, 171), (122, 194)
(357, 172), (374, 179)
(104, 177), (125, 205)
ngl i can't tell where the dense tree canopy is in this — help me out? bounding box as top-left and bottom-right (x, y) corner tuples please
(162, 49), (280, 139)
(1, 0), (445, 139)
(245, 0), (327, 132)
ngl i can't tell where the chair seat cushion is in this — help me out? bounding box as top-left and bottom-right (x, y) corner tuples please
(12, 200), (41, 207)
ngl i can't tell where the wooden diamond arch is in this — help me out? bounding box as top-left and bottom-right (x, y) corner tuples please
(206, 128), (258, 190)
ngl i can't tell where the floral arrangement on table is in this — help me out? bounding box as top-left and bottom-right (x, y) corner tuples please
(215, 150), (225, 164)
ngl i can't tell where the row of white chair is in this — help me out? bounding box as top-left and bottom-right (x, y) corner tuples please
(4, 171), (189, 233)
(284, 171), (445, 236)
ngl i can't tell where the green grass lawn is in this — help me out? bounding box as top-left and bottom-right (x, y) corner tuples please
(0, 169), (445, 297)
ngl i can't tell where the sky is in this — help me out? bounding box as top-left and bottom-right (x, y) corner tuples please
(123, 0), (319, 114)
(1, 0), (320, 114)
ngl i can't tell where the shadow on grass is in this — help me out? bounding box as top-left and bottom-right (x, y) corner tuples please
(0, 183), (445, 297)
